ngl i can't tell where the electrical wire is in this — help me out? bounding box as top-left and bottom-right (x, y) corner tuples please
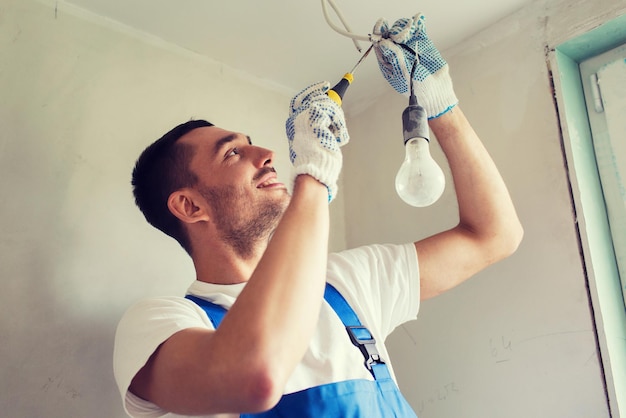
(321, 0), (371, 52)
(410, 53), (417, 99)
(321, 0), (422, 103)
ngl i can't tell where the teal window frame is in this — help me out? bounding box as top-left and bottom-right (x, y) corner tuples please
(548, 13), (626, 417)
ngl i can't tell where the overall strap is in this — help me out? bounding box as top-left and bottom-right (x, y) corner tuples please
(185, 294), (226, 329)
(185, 284), (391, 380)
(324, 284), (391, 381)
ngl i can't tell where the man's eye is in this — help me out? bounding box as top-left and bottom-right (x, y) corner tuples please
(226, 148), (240, 158)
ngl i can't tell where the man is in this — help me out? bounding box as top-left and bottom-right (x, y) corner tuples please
(114, 15), (523, 418)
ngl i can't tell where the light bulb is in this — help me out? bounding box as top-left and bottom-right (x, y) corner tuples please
(395, 96), (445, 207)
(395, 137), (445, 207)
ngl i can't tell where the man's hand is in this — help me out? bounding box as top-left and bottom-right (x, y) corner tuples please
(286, 81), (350, 202)
(372, 14), (458, 119)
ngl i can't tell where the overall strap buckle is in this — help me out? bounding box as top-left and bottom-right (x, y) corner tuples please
(325, 283), (392, 380)
(346, 325), (385, 371)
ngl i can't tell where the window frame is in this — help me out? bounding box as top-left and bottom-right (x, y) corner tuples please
(547, 14), (626, 417)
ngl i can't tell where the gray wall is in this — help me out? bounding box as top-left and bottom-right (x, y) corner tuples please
(343, 0), (625, 416)
(0, 1), (344, 416)
(1, 0), (624, 417)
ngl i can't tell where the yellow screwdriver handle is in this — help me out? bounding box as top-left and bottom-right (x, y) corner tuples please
(327, 73), (354, 106)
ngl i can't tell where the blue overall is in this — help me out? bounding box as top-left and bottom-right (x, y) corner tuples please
(186, 284), (418, 417)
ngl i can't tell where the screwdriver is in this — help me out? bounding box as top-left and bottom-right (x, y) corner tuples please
(327, 44), (374, 106)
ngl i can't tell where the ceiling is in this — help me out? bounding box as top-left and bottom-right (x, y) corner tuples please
(63, 0), (533, 114)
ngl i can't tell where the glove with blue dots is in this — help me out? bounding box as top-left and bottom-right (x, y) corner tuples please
(371, 14), (458, 119)
(285, 81), (350, 202)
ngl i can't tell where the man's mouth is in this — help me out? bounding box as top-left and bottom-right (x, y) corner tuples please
(257, 177), (280, 188)
(255, 167), (283, 189)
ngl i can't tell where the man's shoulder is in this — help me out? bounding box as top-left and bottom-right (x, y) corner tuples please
(116, 295), (209, 332)
(122, 295), (196, 314)
(328, 242), (415, 266)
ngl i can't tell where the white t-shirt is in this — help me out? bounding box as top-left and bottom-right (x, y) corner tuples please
(113, 243), (420, 418)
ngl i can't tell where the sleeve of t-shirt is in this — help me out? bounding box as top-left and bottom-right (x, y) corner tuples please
(326, 242), (420, 339)
(113, 296), (213, 417)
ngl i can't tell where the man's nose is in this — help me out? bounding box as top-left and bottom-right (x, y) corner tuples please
(254, 146), (274, 167)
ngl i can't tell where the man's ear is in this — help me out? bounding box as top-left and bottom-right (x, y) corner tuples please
(167, 189), (210, 224)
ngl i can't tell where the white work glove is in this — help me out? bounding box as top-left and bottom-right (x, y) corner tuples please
(371, 14), (458, 119)
(285, 81), (349, 203)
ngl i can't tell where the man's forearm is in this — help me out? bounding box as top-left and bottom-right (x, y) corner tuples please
(416, 107), (523, 299)
(154, 175), (330, 415)
(226, 175), (330, 403)
(430, 106), (522, 247)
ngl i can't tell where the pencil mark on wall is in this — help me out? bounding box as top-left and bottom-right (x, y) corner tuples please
(487, 330), (593, 364)
(584, 350), (599, 366)
(517, 329), (592, 345)
(417, 382), (460, 414)
(41, 375), (81, 400)
(490, 335), (513, 364)
(400, 324), (418, 346)
(11, 25), (22, 44)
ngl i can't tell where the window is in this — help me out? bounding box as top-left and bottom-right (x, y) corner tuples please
(549, 15), (626, 417)
(580, 44), (626, 303)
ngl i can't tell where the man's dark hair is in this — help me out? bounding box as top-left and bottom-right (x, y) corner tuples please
(132, 119), (214, 254)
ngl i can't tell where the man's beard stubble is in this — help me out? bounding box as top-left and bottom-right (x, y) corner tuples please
(199, 182), (287, 259)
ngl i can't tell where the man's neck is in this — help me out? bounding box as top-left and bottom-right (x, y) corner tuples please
(191, 239), (267, 285)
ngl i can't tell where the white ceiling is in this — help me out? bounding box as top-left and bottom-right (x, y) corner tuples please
(64, 0), (533, 114)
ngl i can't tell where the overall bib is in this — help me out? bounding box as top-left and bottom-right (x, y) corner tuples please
(186, 284), (418, 418)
